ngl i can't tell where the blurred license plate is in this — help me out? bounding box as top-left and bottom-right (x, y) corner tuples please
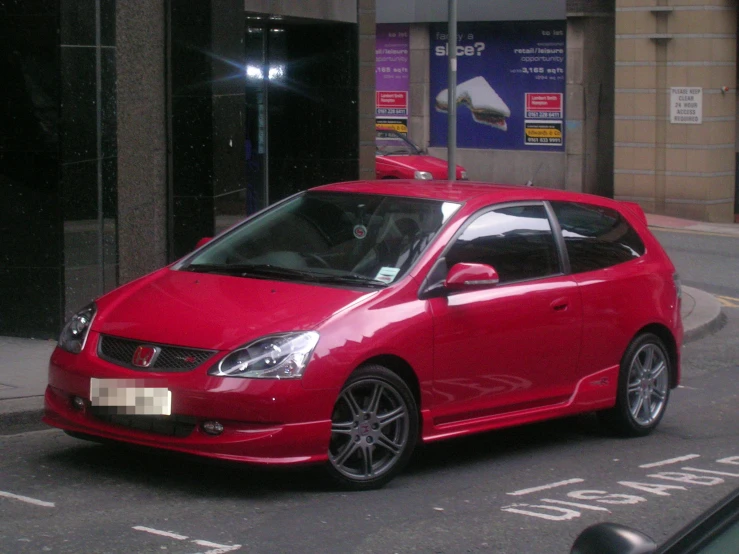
(90, 378), (171, 416)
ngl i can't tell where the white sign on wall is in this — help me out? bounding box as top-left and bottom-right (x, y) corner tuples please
(670, 87), (703, 124)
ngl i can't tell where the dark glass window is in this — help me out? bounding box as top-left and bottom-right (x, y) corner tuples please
(551, 202), (645, 273)
(445, 204), (560, 284)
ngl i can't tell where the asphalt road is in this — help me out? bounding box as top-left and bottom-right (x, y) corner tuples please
(1, 229), (737, 554)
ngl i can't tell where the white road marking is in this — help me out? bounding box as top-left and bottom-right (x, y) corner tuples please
(507, 478), (585, 496)
(639, 454), (700, 468)
(718, 456), (739, 465)
(132, 526), (189, 540)
(540, 499), (610, 512)
(683, 467), (739, 478)
(0, 490), (55, 508)
(132, 526), (241, 553)
(193, 539), (242, 554)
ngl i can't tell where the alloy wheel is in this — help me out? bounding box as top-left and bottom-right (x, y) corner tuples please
(626, 342), (669, 426)
(329, 378), (410, 482)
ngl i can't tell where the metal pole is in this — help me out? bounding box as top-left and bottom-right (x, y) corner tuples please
(447, 0), (457, 181)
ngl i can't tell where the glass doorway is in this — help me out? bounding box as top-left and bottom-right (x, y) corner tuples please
(244, 16), (359, 215)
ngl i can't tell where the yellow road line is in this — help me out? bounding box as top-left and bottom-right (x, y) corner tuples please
(649, 227), (739, 239)
(716, 295), (739, 308)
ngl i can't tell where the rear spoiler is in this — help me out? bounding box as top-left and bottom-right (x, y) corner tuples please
(621, 201), (647, 225)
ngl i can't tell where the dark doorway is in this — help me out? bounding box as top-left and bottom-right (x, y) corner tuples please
(244, 16), (359, 214)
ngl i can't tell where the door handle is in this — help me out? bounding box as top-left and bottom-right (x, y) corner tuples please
(550, 297), (569, 311)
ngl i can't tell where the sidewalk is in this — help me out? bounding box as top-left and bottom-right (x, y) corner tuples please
(0, 213), (731, 430)
(646, 213), (739, 238)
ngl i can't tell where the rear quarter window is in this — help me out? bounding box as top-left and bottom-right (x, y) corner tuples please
(551, 201), (645, 273)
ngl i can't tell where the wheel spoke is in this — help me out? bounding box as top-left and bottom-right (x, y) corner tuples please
(342, 389), (363, 420)
(627, 380), (641, 394)
(368, 383), (383, 415)
(378, 406), (406, 428)
(651, 388), (666, 402)
(650, 361), (666, 381)
(333, 440), (359, 466)
(642, 347), (654, 371)
(377, 433), (402, 455)
(331, 421), (354, 435)
(633, 357), (644, 375)
(643, 393), (652, 419)
(361, 446), (374, 478)
(631, 392), (644, 419)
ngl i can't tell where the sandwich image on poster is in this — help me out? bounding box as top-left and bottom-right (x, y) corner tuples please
(435, 76), (511, 131)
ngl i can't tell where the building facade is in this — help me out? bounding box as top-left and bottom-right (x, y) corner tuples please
(1, 0), (376, 338)
(1, 0), (737, 338)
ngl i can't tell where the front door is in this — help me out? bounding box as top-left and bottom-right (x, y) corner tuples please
(429, 203), (582, 424)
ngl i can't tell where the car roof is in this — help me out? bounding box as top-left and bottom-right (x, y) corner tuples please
(312, 180), (624, 210)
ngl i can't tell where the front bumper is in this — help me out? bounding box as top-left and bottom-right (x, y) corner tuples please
(43, 342), (335, 465)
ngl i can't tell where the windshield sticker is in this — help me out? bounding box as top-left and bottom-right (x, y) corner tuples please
(353, 225), (368, 239)
(375, 267), (400, 284)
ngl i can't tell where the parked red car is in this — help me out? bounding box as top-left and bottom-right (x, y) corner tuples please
(45, 180), (682, 489)
(376, 130), (467, 180)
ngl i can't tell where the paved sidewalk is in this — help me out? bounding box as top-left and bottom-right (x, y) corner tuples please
(0, 212), (732, 430)
(647, 213), (739, 237)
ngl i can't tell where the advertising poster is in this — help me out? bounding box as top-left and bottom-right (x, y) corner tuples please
(376, 24), (410, 134)
(429, 21), (566, 151)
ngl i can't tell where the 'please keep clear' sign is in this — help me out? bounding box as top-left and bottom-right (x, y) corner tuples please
(670, 87), (702, 124)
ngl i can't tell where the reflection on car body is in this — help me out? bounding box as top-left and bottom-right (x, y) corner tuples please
(45, 180), (683, 490)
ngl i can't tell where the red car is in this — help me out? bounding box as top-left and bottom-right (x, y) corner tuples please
(45, 181), (683, 490)
(376, 130), (467, 180)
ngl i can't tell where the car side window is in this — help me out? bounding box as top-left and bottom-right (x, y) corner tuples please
(445, 204), (561, 284)
(551, 201), (645, 273)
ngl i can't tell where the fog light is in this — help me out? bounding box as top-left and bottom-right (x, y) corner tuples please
(201, 421), (224, 436)
(72, 396), (86, 411)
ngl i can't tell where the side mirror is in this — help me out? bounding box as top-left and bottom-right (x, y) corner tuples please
(571, 523), (657, 554)
(445, 263), (500, 291)
(195, 237), (212, 249)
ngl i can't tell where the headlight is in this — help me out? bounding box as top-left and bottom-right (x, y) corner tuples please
(208, 331), (319, 379)
(413, 170), (433, 180)
(460, 170), (468, 180)
(58, 303), (97, 354)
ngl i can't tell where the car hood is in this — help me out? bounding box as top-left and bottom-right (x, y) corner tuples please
(380, 155), (453, 179)
(92, 268), (374, 351)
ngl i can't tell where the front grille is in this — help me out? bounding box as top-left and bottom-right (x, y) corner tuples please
(89, 408), (197, 438)
(98, 335), (215, 372)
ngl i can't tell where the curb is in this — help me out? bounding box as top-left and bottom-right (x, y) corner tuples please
(682, 286), (727, 344)
(0, 397), (45, 436)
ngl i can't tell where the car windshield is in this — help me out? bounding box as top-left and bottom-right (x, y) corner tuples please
(181, 192), (461, 287)
(376, 130), (423, 156)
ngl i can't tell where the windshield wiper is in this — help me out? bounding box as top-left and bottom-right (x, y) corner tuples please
(309, 273), (389, 288)
(182, 263), (322, 280)
(182, 264), (388, 288)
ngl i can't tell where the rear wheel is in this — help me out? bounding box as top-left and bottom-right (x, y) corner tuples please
(326, 365), (418, 490)
(599, 333), (671, 436)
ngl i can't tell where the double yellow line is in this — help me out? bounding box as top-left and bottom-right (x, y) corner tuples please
(716, 295), (739, 308)
(649, 227), (739, 239)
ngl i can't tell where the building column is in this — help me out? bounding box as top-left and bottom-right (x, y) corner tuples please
(359, 0), (377, 180)
(565, 3), (615, 197)
(117, 0), (167, 282)
(614, 0), (736, 222)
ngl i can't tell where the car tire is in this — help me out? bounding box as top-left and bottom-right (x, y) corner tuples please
(599, 333), (672, 437)
(326, 365), (418, 490)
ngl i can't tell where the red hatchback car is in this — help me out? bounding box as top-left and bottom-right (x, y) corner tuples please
(45, 181), (683, 490)
(376, 130), (467, 180)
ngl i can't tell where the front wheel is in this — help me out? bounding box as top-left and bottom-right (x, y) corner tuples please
(326, 365), (418, 490)
(599, 333), (672, 437)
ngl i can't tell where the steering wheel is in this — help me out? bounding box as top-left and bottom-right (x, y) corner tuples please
(303, 253), (331, 269)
